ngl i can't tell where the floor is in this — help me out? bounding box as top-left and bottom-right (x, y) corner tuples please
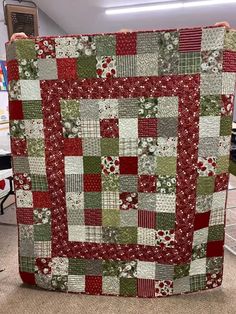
(0, 182), (236, 314)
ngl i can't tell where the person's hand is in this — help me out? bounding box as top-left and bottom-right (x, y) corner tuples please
(10, 32), (28, 43)
(215, 21), (230, 28)
(118, 28), (133, 33)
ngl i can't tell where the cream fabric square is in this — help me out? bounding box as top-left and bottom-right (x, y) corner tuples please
(190, 258), (206, 276)
(156, 194), (176, 213)
(137, 261), (156, 279)
(212, 191), (227, 210)
(68, 225), (85, 242)
(25, 119), (44, 139)
(199, 116), (220, 138)
(20, 80), (41, 100)
(201, 28), (225, 51)
(193, 227), (208, 246)
(222, 73), (236, 94)
(102, 276), (120, 295)
(68, 275), (85, 292)
(119, 118), (138, 138)
(29, 157), (46, 175)
(137, 227), (156, 246)
(16, 190), (33, 208)
(136, 53), (159, 76)
(51, 257), (69, 276)
(65, 156), (83, 174)
(200, 74), (222, 95)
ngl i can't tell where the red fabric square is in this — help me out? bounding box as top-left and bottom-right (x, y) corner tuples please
(64, 138), (83, 156)
(207, 241), (224, 257)
(223, 50), (236, 72)
(35, 38), (56, 58)
(194, 211), (210, 231)
(138, 210), (156, 229)
(119, 192), (138, 210)
(14, 173), (32, 190)
(85, 276), (102, 295)
(120, 157), (138, 174)
(116, 32), (137, 55)
(19, 272), (36, 285)
(100, 119), (119, 138)
(214, 173), (229, 192)
(138, 119), (157, 137)
(11, 138), (27, 156)
(138, 279), (155, 298)
(16, 208), (34, 224)
(57, 58), (77, 79)
(221, 95), (234, 117)
(138, 175), (157, 193)
(179, 28), (202, 52)
(9, 100), (23, 120)
(84, 174), (101, 192)
(84, 209), (102, 226)
(7, 59), (19, 81)
(33, 192), (51, 208)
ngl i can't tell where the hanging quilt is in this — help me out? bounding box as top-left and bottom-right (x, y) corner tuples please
(6, 26), (236, 297)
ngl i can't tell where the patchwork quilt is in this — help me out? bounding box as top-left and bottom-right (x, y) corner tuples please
(6, 26), (236, 297)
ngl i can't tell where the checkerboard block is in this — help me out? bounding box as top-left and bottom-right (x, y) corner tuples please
(7, 26), (234, 298)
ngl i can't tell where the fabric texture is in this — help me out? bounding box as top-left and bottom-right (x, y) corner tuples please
(6, 26), (236, 298)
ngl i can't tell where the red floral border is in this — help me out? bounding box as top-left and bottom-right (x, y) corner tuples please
(41, 75), (200, 264)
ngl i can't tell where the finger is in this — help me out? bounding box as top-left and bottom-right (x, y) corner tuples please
(215, 21), (230, 28)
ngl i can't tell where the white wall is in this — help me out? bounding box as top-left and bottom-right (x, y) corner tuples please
(0, 6), (66, 59)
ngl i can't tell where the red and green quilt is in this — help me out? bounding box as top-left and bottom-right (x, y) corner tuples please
(6, 26), (236, 297)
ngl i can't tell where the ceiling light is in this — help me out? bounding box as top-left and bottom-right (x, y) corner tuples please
(105, 0), (236, 15)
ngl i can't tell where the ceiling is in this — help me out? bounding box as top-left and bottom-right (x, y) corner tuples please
(35, 0), (236, 34)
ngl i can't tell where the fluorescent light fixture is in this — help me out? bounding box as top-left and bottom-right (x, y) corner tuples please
(105, 0), (236, 15)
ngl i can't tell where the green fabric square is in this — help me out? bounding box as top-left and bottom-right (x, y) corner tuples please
(197, 177), (215, 195)
(179, 52), (201, 74)
(120, 278), (137, 297)
(102, 209), (120, 227)
(23, 101), (43, 119)
(156, 213), (175, 230)
(16, 39), (36, 59)
(20, 256), (35, 273)
(101, 138), (119, 155)
(216, 156), (229, 174)
(34, 223), (51, 241)
(12, 156), (30, 173)
(208, 224), (224, 241)
(102, 260), (120, 276)
(157, 175), (176, 194)
(192, 243), (207, 260)
(19, 59), (39, 80)
(10, 120), (25, 138)
(200, 95), (221, 116)
(225, 30), (236, 51)
(190, 274), (206, 292)
(31, 174), (48, 191)
(95, 35), (116, 56)
(60, 100), (80, 119)
(77, 56), (97, 78)
(102, 174), (119, 191)
(117, 227), (137, 244)
(220, 116), (233, 136)
(84, 192), (101, 208)
(28, 139), (45, 157)
(156, 157), (177, 175)
(174, 264), (190, 279)
(206, 257), (223, 274)
(83, 156), (101, 174)
(68, 258), (86, 275)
